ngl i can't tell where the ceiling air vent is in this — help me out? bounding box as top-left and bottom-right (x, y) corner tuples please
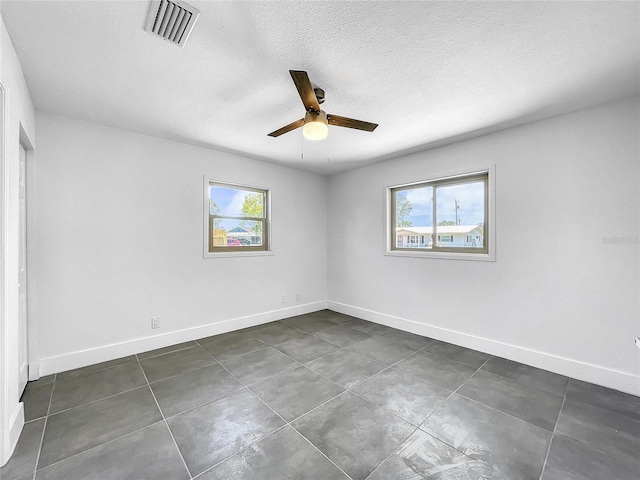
(144, 0), (200, 48)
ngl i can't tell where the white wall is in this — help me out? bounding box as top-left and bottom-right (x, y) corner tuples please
(32, 112), (327, 374)
(0, 13), (36, 466)
(327, 98), (640, 395)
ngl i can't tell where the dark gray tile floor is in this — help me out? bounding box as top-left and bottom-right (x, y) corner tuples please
(3, 310), (639, 480)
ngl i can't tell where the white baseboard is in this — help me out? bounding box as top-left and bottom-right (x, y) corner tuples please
(28, 363), (40, 382)
(2, 403), (24, 467)
(18, 363), (28, 393)
(39, 301), (327, 377)
(328, 301), (640, 397)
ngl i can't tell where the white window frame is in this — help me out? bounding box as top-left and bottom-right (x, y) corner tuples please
(203, 176), (273, 258)
(385, 165), (496, 262)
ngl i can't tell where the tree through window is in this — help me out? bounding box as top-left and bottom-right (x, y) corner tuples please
(390, 172), (489, 255)
(207, 181), (270, 253)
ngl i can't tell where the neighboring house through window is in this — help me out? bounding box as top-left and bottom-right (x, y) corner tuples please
(388, 167), (494, 260)
(205, 179), (271, 256)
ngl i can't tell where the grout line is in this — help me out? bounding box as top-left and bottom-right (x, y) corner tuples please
(460, 355), (494, 381)
(31, 374), (56, 477)
(279, 323), (316, 336)
(410, 426), (508, 480)
(363, 425), (421, 480)
(306, 322), (353, 339)
(253, 366), (416, 480)
(152, 354), (247, 422)
(405, 374), (490, 471)
(284, 389), (350, 425)
(459, 364), (567, 401)
(298, 338), (444, 393)
(562, 378), (640, 421)
(539, 378), (570, 478)
(30, 419), (168, 475)
(206, 349), (292, 423)
(416, 347), (492, 371)
(289, 423), (355, 480)
(159, 386), (244, 422)
(190, 424), (292, 479)
(341, 353), (412, 391)
(55, 358), (136, 383)
(210, 349), (352, 478)
(195, 338), (269, 363)
(433, 387), (556, 436)
(297, 363), (354, 392)
(138, 345), (222, 386)
(221, 346), (301, 384)
(195, 335), (267, 348)
(216, 315), (390, 361)
(421, 371), (469, 425)
(477, 356), (571, 397)
(136, 357), (193, 479)
(136, 343), (199, 361)
(358, 349), (447, 391)
(209, 352), (291, 426)
(202, 359), (318, 473)
(207, 327), (390, 402)
(347, 387), (424, 429)
(562, 395), (640, 424)
(24, 416), (46, 424)
(26, 313), (630, 480)
(340, 349), (466, 428)
(264, 348), (309, 366)
(399, 354), (493, 427)
(348, 336), (451, 475)
(299, 343), (353, 364)
(235, 352), (346, 394)
(415, 354), (494, 431)
(44, 383), (150, 417)
(446, 355), (569, 434)
(560, 380), (640, 463)
(476, 355), (493, 371)
(303, 350), (387, 388)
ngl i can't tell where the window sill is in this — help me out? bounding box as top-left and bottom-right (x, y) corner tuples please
(204, 251), (274, 259)
(384, 250), (495, 262)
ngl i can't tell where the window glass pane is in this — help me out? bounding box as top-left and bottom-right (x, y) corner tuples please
(395, 186), (433, 248)
(207, 181), (269, 254)
(435, 181), (485, 249)
(210, 185), (264, 218)
(211, 219), (264, 247)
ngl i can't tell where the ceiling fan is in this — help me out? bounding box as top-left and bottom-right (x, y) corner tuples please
(268, 70), (378, 140)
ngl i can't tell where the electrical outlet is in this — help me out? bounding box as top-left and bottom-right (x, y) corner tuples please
(296, 292), (301, 302)
(281, 294), (286, 303)
(151, 316), (160, 329)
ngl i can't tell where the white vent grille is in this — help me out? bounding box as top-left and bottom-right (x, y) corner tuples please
(145, 0), (200, 48)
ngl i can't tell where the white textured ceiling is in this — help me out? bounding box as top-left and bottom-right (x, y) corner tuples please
(1, 1), (639, 174)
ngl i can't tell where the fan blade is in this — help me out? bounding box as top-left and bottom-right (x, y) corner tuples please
(327, 114), (378, 132)
(290, 70), (320, 112)
(267, 119), (304, 137)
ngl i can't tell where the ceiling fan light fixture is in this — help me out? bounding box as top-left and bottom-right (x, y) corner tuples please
(303, 110), (328, 140)
(267, 70), (377, 138)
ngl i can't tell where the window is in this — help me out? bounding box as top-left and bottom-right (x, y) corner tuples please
(205, 180), (270, 255)
(388, 168), (493, 259)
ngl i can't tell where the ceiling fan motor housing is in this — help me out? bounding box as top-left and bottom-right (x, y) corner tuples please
(314, 87), (325, 105)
